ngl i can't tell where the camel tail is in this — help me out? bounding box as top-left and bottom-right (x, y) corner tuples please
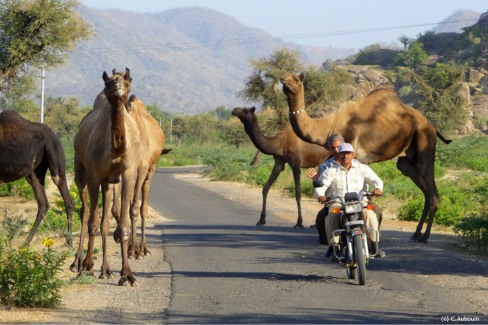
(436, 130), (452, 145)
(162, 148), (172, 155)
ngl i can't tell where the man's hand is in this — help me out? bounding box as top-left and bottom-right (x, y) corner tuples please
(317, 195), (327, 203)
(374, 188), (382, 197)
(307, 167), (318, 180)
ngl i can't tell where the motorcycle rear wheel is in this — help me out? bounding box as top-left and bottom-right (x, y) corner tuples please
(353, 235), (366, 285)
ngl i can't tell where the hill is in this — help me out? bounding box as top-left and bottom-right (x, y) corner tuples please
(47, 5), (355, 114)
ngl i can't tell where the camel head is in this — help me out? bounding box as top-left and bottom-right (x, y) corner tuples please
(231, 106), (256, 123)
(102, 67), (132, 103)
(280, 72), (305, 98)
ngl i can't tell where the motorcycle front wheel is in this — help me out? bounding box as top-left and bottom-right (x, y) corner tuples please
(353, 235), (366, 285)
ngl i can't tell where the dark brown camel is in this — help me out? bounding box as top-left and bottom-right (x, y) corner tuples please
(0, 110), (74, 246)
(280, 72), (452, 243)
(71, 68), (149, 286)
(232, 107), (330, 228)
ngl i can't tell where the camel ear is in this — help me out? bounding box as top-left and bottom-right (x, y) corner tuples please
(125, 67), (131, 82)
(250, 107), (256, 113)
(102, 71), (109, 82)
(112, 68), (117, 75)
(299, 72), (305, 82)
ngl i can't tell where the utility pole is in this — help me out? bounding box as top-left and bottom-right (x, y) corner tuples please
(40, 68), (45, 123)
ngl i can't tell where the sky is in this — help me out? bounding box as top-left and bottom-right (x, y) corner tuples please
(78, 0), (487, 49)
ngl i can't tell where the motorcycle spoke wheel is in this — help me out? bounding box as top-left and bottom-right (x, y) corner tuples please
(353, 235), (366, 285)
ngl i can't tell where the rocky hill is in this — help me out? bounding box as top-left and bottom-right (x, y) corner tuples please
(47, 5), (355, 114)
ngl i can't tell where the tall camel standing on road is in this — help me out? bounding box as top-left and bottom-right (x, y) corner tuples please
(0, 110), (74, 246)
(280, 72), (452, 243)
(71, 68), (149, 286)
(232, 106), (329, 228)
(111, 94), (169, 258)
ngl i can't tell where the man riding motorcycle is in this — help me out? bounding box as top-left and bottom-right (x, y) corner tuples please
(313, 143), (386, 260)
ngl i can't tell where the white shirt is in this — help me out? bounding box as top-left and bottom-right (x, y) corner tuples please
(314, 159), (383, 198)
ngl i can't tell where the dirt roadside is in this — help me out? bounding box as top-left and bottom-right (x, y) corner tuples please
(0, 173), (486, 323)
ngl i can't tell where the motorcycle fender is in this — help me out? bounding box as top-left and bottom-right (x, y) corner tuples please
(351, 228), (362, 237)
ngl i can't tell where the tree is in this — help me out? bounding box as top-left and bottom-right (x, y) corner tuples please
(0, 0), (91, 93)
(398, 35), (413, 49)
(394, 42), (428, 68)
(396, 62), (468, 133)
(238, 48), (303, 134)
(239, 49), (352, 135)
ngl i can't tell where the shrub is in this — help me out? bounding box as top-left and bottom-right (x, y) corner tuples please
(453, 215), (488, 254)
(0, 237), (68, 307)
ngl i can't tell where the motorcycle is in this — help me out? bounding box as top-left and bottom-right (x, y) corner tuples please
(329, 191), (380, 285)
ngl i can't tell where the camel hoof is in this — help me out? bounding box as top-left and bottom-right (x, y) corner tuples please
(410, 233), (422, 241)
(294, 224), (304, 229)
(118, 276), (136, 286)
(417, 236), (429, 243)
(256, 221), (266, 226)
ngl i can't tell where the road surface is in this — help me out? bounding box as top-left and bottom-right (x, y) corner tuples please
(149, 167), (487, 324)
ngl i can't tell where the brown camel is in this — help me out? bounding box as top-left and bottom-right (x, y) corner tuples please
(70, 67), (149, 286)
(280, 72), (452, 243)
(232, 107), (330, 228)
(111, 94), (168, 259)
(0, 110), (74, 246)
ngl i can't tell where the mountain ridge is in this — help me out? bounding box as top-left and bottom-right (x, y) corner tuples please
(48, 5), (355, 114)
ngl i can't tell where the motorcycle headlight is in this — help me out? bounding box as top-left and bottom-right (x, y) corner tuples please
(345, 202), (363, 214)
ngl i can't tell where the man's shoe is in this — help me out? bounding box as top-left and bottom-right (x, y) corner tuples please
(325, 246), (333, 258)
(376, 249), (386, 258)
(330, 254), (339, 262)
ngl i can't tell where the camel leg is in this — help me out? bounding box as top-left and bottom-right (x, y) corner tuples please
(45, 147), (75, 247)
(49, 171), (74, 247)
(71, 159), (88, 272)
(71, 183), (88, 272)
(24, 172), (49, 245)
(139, 164), (157, 257)
(129, 166), (147, 259)
(99, 182), (113, 279)
(118, 171), (136, 286)
(257, 158), (285, 226)
(81, 181), (101, 275)
(112, 182), (121, 224)
(291, 166), (303, 228)
(396, 157), (439, 243)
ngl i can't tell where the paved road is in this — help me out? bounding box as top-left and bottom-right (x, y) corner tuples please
(149, 167), (487, 324)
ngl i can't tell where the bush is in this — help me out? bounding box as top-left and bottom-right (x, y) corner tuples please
(0, 178), (35, 200)
(453, 215), (488, 254)
(0, 237), (68, 307)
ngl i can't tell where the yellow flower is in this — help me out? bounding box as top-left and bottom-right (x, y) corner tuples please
(42, 237), (54, 248)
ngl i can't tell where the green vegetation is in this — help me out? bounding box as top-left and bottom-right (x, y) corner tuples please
(0, 220), (68, 307)
(0, 0), (91, 95)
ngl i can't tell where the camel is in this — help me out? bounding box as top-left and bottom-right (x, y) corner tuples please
(0, 110), (74, 246)
(280, 72), (452, 243)
(70, 67), (149, 286)
(111, 94), (169, 259)
(232, 107), (330, 228)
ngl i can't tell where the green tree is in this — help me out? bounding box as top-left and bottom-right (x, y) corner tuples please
(219, 118), (249, 149)
(0, 0), (91, 93)
(238, 48), (303, 134)
(43, 96), (85, 138)
(394, 42), (427, 68)
(396, 62), (468, 133)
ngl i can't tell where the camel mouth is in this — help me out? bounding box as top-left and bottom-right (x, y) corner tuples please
(114, 88), (125, 96)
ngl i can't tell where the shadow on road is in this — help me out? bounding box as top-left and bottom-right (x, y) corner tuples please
(153, 222), (487, 278)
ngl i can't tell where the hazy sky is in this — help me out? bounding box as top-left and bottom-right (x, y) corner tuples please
(78, 0), (487, 49)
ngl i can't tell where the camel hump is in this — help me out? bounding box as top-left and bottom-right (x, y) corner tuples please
(436, 130), (452, 144)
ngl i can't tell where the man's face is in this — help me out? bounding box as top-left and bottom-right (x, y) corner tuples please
(340, 151), (354, 166)
(330, 139), (343, 160)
